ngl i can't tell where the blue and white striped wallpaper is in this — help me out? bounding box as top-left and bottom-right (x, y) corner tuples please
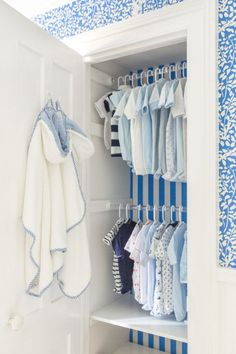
(128, 65), (187, 353)
(130, 331), (187, 354)
(129, 171), (187, 352)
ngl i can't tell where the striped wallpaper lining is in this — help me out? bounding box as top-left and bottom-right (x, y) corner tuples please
(130, 330), (188, 354)
(128, 64), (188, 353)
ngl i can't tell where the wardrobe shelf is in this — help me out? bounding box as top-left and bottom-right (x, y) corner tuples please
(112, 342), (166, 354)
(91, 295), (187, 343)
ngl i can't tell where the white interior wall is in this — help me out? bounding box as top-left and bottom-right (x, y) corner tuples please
(88, 68), (130, 354)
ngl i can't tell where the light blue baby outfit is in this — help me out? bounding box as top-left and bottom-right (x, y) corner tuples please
(167, 222), (187, 321)
(137, 221), (153, 305)
(140, 221), (160, 311)
(141, 84), (155, 174)
(180, 230), (187, 284)
(149, 79), (166, 175)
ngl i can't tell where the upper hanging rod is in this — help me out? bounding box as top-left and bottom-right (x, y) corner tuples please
(117, 62), (187, 87)
(118, 204), (187, 212)
(118, 203), (187, 221)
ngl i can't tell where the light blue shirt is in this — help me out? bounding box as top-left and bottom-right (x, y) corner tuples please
(141, 84), (155, 174)
(167, 222), (187, 322)
(141, 221), (160, 311)
(180, 230), (187, 283)
(152, 80), (171, 177)
(137, 221), (153, 305)
(164, 79), (186, 182)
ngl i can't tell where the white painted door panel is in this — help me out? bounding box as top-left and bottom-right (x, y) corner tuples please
(0, 2), (87, 353)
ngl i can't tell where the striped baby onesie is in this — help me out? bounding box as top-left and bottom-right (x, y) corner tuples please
(102, 218), (125, 294)
(109, 92), (122, 157)
(111, 116), (122, 157)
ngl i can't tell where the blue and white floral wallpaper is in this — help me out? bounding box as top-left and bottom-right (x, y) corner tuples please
(33, 0), (184, 39)
(218, 0), (236, 268)
(33, 0), (236, 268)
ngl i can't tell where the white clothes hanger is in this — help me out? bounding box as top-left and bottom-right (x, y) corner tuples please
(153, 205), (157, 222)
(170, 205), (175, 222)
(161, 205), (166, 222)
(145, 204), (150, 221)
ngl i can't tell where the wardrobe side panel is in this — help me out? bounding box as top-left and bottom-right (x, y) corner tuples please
(218, 282), (236, 354)
(89, 70), (130, 354)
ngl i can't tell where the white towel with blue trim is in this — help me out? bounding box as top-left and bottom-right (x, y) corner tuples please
(22, 102), (94, 298)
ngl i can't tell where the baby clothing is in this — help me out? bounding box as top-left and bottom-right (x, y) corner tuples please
(149, 79), (166, 175)
(150, 223), (168, 316)
(125, 86), (146, 175)
(151, 223), (177, 316)
(109, 91), (124, 157)
(125, 222), (143, 303)
(154, 80), (172, 177)
(112, 219), (136, 294)
(180, 230), (187, 284)
(168, 222), (187, 321)
(94, 92), (114, 150)
(114, 90), (132, 165)
(130, 222), (152, 304)
(103, 218), (125, 294)
(162, 80), (179, 181)
(141, 221), (160, 311)
(141, 84), (155, 174)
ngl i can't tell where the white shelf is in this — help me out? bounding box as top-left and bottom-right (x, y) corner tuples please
(91, 295), (187, 343)
(112, 342), (165, 354)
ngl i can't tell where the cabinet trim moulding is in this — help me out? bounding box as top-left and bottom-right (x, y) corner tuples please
(64, 0), (203, 59)
(81, 1), (218, 353)
(216, 268), (236, 284)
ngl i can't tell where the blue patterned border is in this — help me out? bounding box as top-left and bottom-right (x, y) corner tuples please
(33, 0), (183, 39)
(218, 0), (236, 267)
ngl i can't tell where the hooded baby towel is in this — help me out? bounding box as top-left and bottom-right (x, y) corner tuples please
(23, 101), (94, 298)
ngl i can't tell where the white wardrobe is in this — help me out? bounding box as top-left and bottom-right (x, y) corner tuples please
(0, 1), (229, 354)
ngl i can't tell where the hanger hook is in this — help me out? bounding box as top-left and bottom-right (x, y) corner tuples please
(175, 64), (179, 79)
(147, 69), (153, 85)
(169, 65), (175, 80)
(154, 67), (159, 82)
(182, 62), (187, 78)
(170, 205), (175, 222)
(118, 76), (123, 88)
(162, 205), (166, 222)
(138, 204), (142, 221)
(126, 204), (130, 219)
(141, 71), (145, 86)
(178, 206), (183, 222)
(161, 67), (165, 79)
(124, 74), (130, 86)
(153, 205), (157, 222)
(132, 72), (136, 88)
(146, 204), (150, 220)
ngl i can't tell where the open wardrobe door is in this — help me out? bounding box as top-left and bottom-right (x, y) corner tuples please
(0, 2), (90, 354)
